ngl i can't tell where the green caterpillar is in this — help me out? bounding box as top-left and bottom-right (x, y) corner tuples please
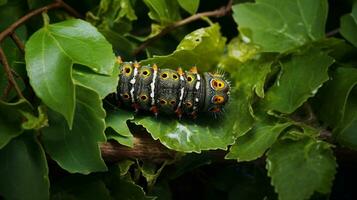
(116, 59), (230, 118)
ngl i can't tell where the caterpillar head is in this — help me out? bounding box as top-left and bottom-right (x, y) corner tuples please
(203, 72), (230, 114)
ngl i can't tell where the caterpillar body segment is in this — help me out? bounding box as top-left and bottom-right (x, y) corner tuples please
(116, 61), (230, 118)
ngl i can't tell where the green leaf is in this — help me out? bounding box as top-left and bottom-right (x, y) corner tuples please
(25, 19), (116, 127)
(225, 37), (259, 63)
(0, 99), (31, 149)
(86, 0), (138, 58)
(266, 137), (336, 200)
(106, 109), (134, 147)
(226, 118), (292, 161)
(220, 55), (274, 137)
(106, 128), (134, 147)
(41, 85), (107, 174)
(340, 2), (357, 47)
(263, 47), (334, 114)
(143, 0), (181, 25)
(118, 160), (135, 176)
(141, 24), (226, 71)
(0, 133), (49, 200)
(232, 0), (328, 52)
(73, 64), (119, 99)
(335, 91), (357, 150)
(177, 0), (199, 14)
(106, 109), (134, 138)
(21, 105), (48, 130)
(315, 67), (357, 128)
(133, 95), (239, 153)
(315, 67), (357, 150)
(138, 162), (166, 188)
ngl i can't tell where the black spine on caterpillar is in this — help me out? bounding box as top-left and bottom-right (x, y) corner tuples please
(116, 61), (230, 118)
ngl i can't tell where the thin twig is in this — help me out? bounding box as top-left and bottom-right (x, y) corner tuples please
(0, 47), (24, 99)
(133, 0), (233, 56)
(0, 0), (81, 43)
(2, 81), (12, 99)
(10, 33), (25, 54)
(0, 0), (81, 99)
(57, 0), (82, 19)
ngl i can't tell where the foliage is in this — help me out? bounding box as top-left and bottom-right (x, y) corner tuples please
(0, 0), (357, 200)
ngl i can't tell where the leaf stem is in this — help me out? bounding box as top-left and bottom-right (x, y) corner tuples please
(133, 0), (233, 56)
(42, 12), (50, 27)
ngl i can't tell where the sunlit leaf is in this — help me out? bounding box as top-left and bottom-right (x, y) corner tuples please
(178, 0), (199, 14)
(232, 0), (328, 52)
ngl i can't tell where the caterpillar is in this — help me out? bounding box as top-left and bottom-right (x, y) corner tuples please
(116, 58), (230, 118)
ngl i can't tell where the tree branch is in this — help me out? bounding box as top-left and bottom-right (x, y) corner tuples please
(10, 33), (25, 54)
(101, 133), (177, 163)
(326, 28), (339, 37)
(133, 0), (233, 56)
(100, 132), (357, 165)
(0, 0), (81, 99)
(0, 0), (81, 43)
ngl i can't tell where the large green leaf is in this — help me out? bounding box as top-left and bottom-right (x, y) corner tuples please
(232, 0), (328, 52)
(177, 0), (199, 14)
(143, 0), (181, 25)
(0, 133), (49, 200)
(133, 96), (239, 153)
(226, 118), (292, 162)
(141, 24), (226, 71)
(315, 67), (357, 150)
(266, 136), (336, 200)
(41, 85), (107, 174)
(340, 2), (357, 48)
(106, 109), (135, 147)
(263, 47), (334, 114)
(0, 99), (28, 149)
(25, 19), (116, 127)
